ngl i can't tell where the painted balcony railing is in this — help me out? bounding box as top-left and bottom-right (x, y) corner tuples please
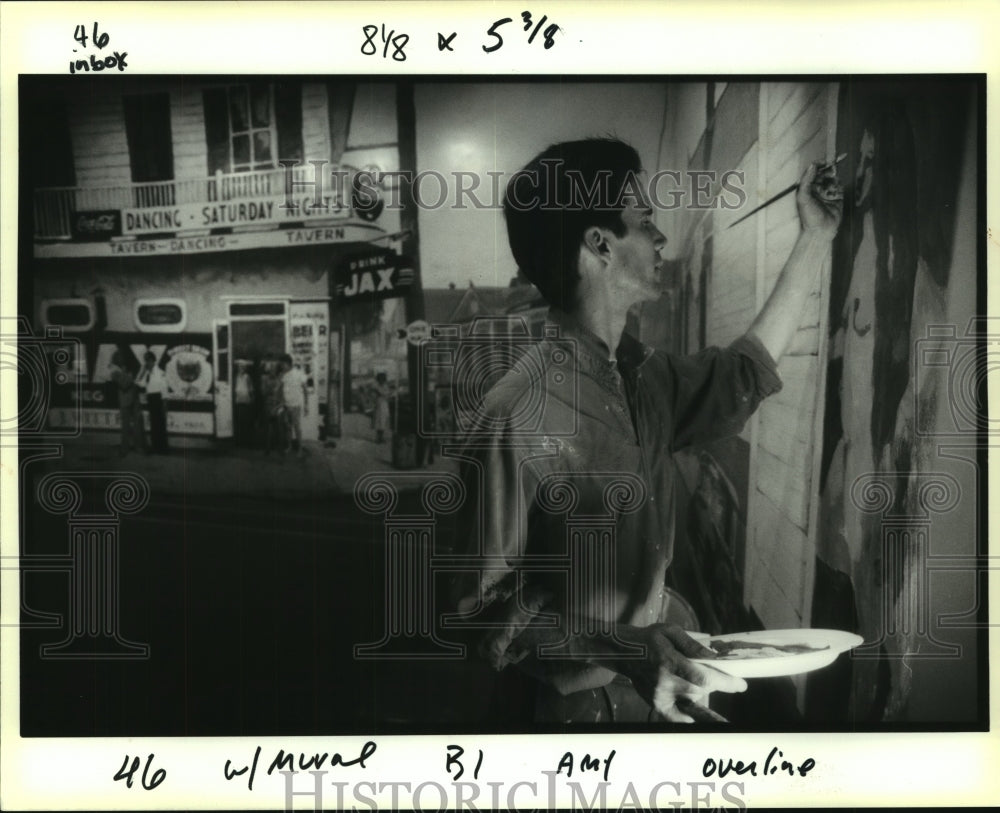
(33, 164), (319, 240)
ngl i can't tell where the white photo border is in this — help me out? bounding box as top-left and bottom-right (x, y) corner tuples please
(1, 1), (997, 810)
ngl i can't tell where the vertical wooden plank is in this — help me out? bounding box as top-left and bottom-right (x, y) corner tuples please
(301, 82), (331, 165)
(396, 82), (424, 398)
(791, 81), (840, 710)
(800, 80), (840, 625)
(746, 79), (830, 633)
(743, 81), (769, 612)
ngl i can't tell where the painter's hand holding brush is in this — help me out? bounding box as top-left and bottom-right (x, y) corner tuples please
(796, 158), (845, 241)
(747, 158), (846, 362)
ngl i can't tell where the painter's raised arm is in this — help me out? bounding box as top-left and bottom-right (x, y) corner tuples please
(747, 161), (844, 362)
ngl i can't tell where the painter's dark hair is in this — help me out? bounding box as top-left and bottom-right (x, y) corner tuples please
(503, 138), (642, 311)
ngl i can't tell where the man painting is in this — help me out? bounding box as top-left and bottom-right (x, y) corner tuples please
(451, 138), (842, 724)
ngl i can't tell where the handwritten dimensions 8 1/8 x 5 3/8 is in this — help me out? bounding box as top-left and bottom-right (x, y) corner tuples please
(360, 10), (561, 61)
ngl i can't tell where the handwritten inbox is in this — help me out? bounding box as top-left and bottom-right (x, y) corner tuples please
(69, 21), (127, 73)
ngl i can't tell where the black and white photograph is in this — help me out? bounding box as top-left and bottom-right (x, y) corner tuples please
(1, 2), (997, 811)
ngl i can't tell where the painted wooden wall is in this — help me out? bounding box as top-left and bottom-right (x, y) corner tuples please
(744, 82), (837, 632)
(659, 81), (839, 638)
(66, 84), (132, 188)
(60, 79), (357, 188)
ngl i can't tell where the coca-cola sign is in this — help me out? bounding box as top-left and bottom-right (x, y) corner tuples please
(70, 209), (122, 240)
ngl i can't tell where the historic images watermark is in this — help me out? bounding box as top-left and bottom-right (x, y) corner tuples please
(6, 307), (993, 666)
(2, 316), (152, 659)
(278, 159), (749, 217)
(353, 317), (995, 663)
(1, 317), (80, 439)
(281, 769), (749, 812)
(842, 318), (1000, 660)
(352, 316), (649, 661)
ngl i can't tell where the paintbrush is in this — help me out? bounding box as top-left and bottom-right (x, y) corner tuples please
(726, 153), (847, 230)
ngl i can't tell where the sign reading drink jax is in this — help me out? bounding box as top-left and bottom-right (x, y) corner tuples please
(335, 250), (415, 303)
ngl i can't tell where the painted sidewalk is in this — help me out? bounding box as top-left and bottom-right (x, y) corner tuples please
(27, 415), (458, 500)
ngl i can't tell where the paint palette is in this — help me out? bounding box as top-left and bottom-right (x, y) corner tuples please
(688, 628), (865, 679)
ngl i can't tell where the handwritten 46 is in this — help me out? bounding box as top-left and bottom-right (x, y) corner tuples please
(73, 22), (110, 49)
(113, 753), (166, 791)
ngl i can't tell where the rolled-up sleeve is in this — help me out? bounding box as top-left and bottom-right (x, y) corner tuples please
(449, 429), (553, 671)
(663, 330), (783, 451)
(449, 436), (622, 696)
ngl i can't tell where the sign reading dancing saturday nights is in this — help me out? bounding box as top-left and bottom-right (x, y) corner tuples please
(122, 193), (354, 235)
(118, 164), (387, 236)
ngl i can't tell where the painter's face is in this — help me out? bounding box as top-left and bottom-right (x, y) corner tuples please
(606, 185), (667, 302)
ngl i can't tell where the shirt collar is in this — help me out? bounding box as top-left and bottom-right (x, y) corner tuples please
(545, 307), (654, 372)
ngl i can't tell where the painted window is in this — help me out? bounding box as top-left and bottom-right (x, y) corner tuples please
(203, 82), (303, 175)
(40, 298), (95, 332)
(123, 93), (175, 207)
(23, 88), (75, 188)
(134, 298), (187, 332)
(123, 93), (174, 182)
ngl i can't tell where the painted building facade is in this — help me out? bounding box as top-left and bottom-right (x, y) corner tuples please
(26, 76), (411, 442)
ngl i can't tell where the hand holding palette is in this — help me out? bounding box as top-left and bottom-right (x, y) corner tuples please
(689, 629), (865, 679)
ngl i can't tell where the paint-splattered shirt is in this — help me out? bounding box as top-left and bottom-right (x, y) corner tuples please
(450, 307), (782, 698)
